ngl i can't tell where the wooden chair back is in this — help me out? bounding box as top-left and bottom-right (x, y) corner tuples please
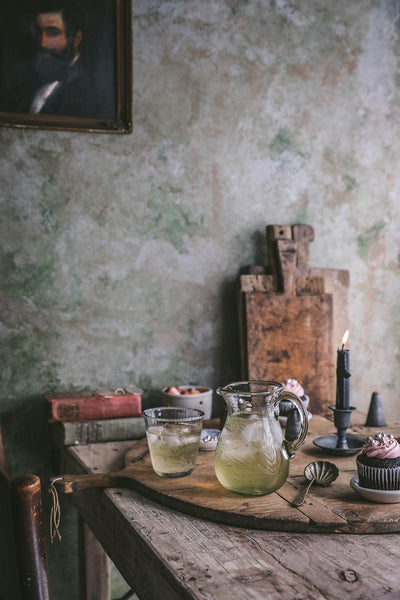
(0, 424), (50, 600)
(0, 422), (7, 475)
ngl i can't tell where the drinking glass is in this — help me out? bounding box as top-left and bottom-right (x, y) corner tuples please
(143, 407), (204, 477)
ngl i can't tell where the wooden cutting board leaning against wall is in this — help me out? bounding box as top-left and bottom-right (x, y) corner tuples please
(238, 224), (350, 415)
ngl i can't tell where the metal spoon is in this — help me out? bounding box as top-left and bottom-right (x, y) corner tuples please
(292, 461), (339, 507)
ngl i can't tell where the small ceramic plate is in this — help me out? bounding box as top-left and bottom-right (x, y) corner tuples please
(350, 476), (400, 504)
(279, 411), (312, 427)
(200, 429), (220, 451)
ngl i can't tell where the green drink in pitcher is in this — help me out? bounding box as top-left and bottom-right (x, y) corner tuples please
(214, 381), (308, 496)
(214, 413), (290, 495)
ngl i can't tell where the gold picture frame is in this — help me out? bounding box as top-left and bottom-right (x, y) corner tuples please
(0, 0), (132, 134)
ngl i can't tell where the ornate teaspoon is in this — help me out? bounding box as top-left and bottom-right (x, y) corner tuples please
(292, 461), (339, 507)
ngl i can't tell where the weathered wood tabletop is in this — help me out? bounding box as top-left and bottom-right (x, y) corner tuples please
(62, 415), (400, 600)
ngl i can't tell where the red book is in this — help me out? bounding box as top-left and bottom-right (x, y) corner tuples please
(47, 391), (142, 423)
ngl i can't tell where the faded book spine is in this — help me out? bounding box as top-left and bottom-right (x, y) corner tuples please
(51, 417), (146, 446)
(47, 394), (142, 422)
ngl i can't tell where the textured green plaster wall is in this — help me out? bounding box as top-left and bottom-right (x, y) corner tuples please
(1, 0), (400, 596)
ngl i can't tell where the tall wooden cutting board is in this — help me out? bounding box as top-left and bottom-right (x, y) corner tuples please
(239, 225), (349, 415)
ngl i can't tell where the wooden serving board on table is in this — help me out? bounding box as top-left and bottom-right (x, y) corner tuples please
(54, 415), (400, 534)
(239, 224), (350, 415)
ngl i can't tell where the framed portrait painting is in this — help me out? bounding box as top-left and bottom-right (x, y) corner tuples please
(0, 0), (132, 133)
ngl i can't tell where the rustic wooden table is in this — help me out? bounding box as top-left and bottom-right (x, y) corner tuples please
(61, 415), (400, 600)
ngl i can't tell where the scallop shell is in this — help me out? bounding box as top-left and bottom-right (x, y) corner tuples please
(304, 461), (339, 486)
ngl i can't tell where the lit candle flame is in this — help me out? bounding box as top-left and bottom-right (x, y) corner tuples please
(341, 330), (349, 349)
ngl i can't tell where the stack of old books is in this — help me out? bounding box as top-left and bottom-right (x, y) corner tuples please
(46, 386), (145, 448)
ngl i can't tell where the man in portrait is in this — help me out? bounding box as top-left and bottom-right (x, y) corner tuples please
(0, 0), (116, 119)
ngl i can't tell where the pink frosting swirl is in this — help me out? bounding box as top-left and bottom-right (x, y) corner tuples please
(362, 434), (400, 459)
(282, 378), (305, 397)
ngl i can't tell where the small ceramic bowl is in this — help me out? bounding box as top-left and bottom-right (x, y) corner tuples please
(200, 429), (221, 451)
(161, 386), (213, 420)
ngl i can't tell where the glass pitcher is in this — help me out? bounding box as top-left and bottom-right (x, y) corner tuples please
(214, 380), (308, 496)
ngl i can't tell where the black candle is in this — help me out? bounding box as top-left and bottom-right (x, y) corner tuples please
(336, 330), (351, 409)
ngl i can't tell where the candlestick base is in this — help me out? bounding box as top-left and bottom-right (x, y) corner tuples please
(312, 405), (364, 456)
(313, 434), (365, 456)
(330, 405), (356, 450)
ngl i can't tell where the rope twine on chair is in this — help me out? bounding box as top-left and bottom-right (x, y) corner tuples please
(48, 477), (62, 542)
(48, 387), (131, 542)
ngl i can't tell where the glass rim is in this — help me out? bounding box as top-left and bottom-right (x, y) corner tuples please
(143, 406), (205, 422)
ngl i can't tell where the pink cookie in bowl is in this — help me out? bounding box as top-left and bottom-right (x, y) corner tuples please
(161, 385), (213, 420)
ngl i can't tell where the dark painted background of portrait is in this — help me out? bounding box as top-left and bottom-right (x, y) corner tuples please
(0, 0), (116, 119)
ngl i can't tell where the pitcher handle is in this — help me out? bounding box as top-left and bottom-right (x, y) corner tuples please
(276, 390), (308, 458)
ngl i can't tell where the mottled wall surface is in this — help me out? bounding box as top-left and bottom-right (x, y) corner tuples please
(1, 0), (400, 596)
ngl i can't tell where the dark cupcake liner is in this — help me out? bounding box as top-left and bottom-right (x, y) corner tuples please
(357, 462), (400, 490)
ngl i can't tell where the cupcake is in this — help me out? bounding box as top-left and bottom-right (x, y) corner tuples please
(279, 378), (310, 417)
(356, 433), (400, 490)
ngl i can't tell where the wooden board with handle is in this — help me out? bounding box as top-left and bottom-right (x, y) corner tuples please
(52, 415), (400, 534)
(239, 224), (349, 415)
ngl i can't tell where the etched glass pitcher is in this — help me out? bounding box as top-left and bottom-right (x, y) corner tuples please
(214, 380), (308, 495)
